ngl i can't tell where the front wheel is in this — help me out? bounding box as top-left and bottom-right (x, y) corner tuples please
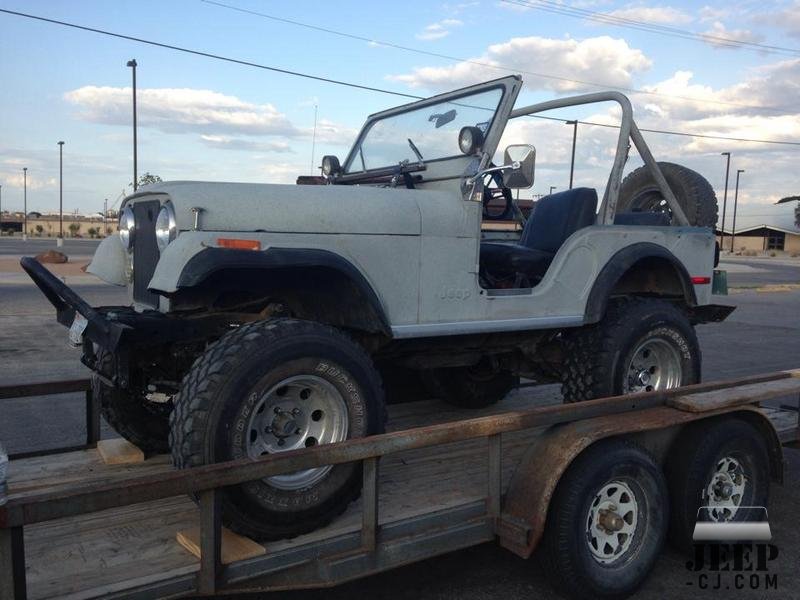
(169, 318), (386, 540)
(561, 298), (700, 403)
(538, 439), (668, 600)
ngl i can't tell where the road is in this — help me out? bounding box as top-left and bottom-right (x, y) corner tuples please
(1, 244), (799, 599)
(0, 237), (101, 256)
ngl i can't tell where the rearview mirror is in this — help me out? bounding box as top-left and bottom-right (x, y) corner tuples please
(429, 109), (457, 129)
(503, 144), (535, 189)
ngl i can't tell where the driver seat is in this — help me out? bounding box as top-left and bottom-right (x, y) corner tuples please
(480, 188), (598, 286)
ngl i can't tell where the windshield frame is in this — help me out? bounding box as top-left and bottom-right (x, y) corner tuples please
(342, 76), (521, 176)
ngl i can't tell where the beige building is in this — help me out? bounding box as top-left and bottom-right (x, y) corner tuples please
(716, 202), (800, 255)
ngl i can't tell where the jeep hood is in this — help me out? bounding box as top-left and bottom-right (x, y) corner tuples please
(130, 181), (438, 236)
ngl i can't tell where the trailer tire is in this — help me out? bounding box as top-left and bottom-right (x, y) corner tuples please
(665, 418), (770, 553)
(93, 350), (171, 454)
(422, 362), (517, 408)
(538, 438), (667, 600)
(169, 318), (385, 541)
(561, 298), (700, 402)
(618, 162), (718, 227)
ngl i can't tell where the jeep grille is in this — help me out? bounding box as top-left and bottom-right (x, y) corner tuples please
(132, 200), (161, 307)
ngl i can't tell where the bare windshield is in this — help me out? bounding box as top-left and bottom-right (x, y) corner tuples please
(345, 87), (504, 173)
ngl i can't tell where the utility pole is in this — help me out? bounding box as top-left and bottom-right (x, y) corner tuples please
(104, 198), (108, 237)
(310, 103), (318, 175)
(58, 141), (65, 247)
(566, 120), (578, 189)
(730, 169), (744, 253)
(0, 184), (3, 232)
(719, 152), (731, 251)
(22, 167), (27, 241)
(127, 59), (138, 191)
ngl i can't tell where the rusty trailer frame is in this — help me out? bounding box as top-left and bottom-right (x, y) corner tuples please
(1, 370), (799, 599)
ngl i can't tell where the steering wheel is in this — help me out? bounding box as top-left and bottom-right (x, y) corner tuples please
(482, 169), (515, 221)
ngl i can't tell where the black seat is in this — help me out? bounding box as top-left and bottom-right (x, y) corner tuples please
(480, 187), (598, 285)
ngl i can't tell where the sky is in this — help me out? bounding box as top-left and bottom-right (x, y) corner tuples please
(0, 0), (799, 224)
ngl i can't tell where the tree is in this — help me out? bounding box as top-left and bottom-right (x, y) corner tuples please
(35, 224), (44, 236)
(87, 227), (98, 238)
(68, 222), (80, 237)
(130, 172), (163, 188)
(777, 196), (800, 229)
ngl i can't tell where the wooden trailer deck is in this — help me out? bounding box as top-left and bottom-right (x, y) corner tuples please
(3, 375), (800, 600)
(8, 386), (560, 599)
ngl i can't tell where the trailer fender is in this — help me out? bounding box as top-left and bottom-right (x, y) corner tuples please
(497, 405), (783, 559)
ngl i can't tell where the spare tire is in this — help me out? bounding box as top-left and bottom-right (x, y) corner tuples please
(617, 162), (718, 227)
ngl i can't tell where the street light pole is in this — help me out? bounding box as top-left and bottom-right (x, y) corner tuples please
(127, 59), (138, 191)
(104, 198), (108, 237)
(58, 141), (65, 247)
(22, 167), (27, 241)
(549, 186), (557, 195)
(566, 120), (578, 189)
(730, 169), (744, 253)
(719, 152), (731, 250)
(0, 184), (3, 233)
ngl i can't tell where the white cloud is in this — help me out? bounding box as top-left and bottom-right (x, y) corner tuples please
(762, 1), (800, 38)
(64, 86), (302, 137)
(702, 21), (763, 49)
(697, 5), (728, 23)
(415, 19), (463, 41)
(389, 35), (651, 93)
(199, 135), (293, 153)
(606, 5), (692, 24)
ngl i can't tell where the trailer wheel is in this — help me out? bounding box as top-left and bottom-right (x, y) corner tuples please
(561, 298), (700, 402)
(169, 318), (385, 540)
(617, 162), (718, 227)
(93, 350), (171, 454)
(665, 418), (770, 553)
(422, 360), (518, 408)
(539, 439), (667, 600)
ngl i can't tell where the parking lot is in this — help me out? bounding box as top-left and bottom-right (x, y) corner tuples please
(1, 237), (799, 599)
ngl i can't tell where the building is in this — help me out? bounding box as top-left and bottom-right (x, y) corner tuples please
(716, 201), (800, 254)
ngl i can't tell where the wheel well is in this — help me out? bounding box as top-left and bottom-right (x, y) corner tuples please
(171, 265), (390, 338)
(585, 243), (697, 323)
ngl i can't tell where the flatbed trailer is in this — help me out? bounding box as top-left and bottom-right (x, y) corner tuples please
(1, 371), (799, 600)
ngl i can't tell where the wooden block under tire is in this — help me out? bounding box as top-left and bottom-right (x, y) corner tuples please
(96, 438), (145, 465)
(176, 527), (266, 564)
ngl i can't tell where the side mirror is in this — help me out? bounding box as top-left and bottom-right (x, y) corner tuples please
(503, 144), (535, 189)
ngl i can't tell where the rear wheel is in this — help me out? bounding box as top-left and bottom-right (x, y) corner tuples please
(665, 418), (770, 553)
(169, 318), (385, 540)
(538, 439), (668, 600)
(423, 359), (517, 409)
(561, 298), (700, 403)
(93, 350), (171, 454)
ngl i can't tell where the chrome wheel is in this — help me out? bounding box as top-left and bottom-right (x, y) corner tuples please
(245, 375), (348, 491)
(703, 456), (746, 522)
(586, 480), (639, 565)
(624, 337), (683, 393)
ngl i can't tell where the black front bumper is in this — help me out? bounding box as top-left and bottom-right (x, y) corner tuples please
(21, 256), (231, 357)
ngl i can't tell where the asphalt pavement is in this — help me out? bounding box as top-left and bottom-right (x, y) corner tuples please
(0, 236), (102, 256)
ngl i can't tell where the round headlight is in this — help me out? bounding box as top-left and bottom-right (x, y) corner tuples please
(155, 203), (177, 252)
(118, 206), (135, 250)
(458, 126), (484, 155)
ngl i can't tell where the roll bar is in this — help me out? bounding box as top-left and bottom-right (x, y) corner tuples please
(510, 91), (689, 226)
